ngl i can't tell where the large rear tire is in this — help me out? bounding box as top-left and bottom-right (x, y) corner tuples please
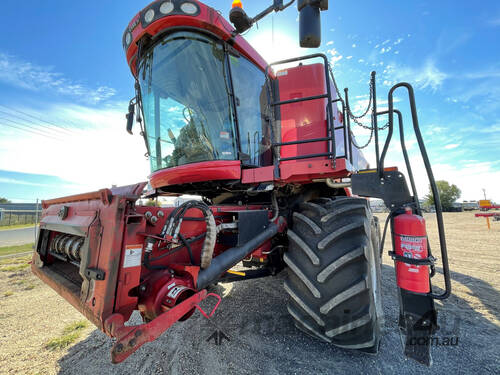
(284, 196), (383, 352)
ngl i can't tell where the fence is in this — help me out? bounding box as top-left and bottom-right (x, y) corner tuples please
(0, 209), (42, 227)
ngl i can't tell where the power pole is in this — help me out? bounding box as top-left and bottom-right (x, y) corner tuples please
(482, 188), (487, 200)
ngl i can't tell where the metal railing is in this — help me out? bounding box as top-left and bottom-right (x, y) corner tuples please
(265, 53), (345, 178)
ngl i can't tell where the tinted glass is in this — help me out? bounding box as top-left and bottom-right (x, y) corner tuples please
(229, 55), (272, 166)
(139, 31), (238, 171)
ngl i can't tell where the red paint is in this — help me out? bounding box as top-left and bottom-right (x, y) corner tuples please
(105, 289), (214, 363)
(149, 160), (241, 188)
(241, 166), (274, 184)
(278, 63), (330, 163)
(279, 158), (351, 183)
(393, 208), (430, 294)
(42, 188), (112, 209)
(33, 183), (148, 331)
(195, 293), (221, 319)
(241, 158), (352, 185)
(125, 1), (268, 77)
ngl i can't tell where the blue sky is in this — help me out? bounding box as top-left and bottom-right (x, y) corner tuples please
(0, 0), (499, 202)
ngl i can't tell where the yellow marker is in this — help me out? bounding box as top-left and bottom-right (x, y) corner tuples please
(232, 0), (243, 8)
(226, 269), (246, 276)
(479, 199), (492, 207)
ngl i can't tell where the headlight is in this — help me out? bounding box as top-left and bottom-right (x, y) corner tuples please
(125, 32), (132, 45)
(160, 2), (175, 14)
(180, 2), (198, 15)
(144, 8), (155, 24)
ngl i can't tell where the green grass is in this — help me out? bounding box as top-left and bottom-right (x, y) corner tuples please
(44, 320), (89, 350)
(0, 243), (34, 256)
(0, 255), (31, 266)
(0, 224), (36, 231)
(0, 263), (30, 272)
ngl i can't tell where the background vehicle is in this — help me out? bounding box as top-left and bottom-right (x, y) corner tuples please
(32, 0), (451, 366)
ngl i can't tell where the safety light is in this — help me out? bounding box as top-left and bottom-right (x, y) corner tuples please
(160, 2), (174, 14)
(180, 2), (198, 14)
(232, 0), (243, 8)
(144, 8), (155, 23)
(125, 32), (132, 46)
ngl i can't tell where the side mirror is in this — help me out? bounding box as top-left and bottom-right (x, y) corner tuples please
(126, 102), (135, 135)
(298, 0), (328, 48)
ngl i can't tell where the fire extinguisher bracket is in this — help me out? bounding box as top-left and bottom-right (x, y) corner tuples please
(388, 251), (436, 266)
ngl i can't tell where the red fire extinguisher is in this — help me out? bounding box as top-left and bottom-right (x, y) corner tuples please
(393, 207), (430, 293)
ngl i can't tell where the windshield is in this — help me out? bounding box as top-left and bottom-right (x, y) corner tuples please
(139, 31), (238, 171)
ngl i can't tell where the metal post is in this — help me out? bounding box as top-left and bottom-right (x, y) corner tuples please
(371, 71), (380, 175)
(35, 199), (40, 244)
(8, 211), (11, 226)
(344, 88), (353, 165)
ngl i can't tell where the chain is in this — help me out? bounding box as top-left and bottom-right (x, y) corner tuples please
(351, 126), (374, 149)
(327, 63), (390, 149)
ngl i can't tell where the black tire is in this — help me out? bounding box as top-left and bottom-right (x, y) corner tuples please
(284, 196), (383, 352)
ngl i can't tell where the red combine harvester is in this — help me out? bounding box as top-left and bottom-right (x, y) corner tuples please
(32, 0), (451, 366)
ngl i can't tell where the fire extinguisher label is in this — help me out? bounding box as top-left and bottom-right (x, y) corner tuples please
(123, 246), (142, 268)
(397, 235), (426, 271)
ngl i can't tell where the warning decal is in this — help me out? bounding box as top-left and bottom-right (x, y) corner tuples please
(123, 246), (142, 268)
(167, 285), (187, 299)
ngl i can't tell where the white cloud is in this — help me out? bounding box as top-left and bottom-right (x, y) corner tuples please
(444, 143), (460, 150)
(0, 53), (115, 104)
(327, 48), (343, 65)
(326, 41), (334, 46)
(394, 38), (403, 45)
(352, 44), (356, 48)
(0, 102), (149, 196)
(0, 177), (78, 189)
(362, 146), (500, 202)
(463, 69), (500, 80)
(385, 59), (448, 91)
(346, 56), (353, 60)
(382, 39), (391, 45)
(479, 124), (500, 133)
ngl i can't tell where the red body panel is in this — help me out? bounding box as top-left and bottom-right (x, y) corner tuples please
(394, 209), (430, 294)
(278, 63), (329, 162)
(149, 160), (241, 189)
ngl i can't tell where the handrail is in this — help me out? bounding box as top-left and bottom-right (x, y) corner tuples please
(265, 53), (338, 175)
(387, 82), (451, 300)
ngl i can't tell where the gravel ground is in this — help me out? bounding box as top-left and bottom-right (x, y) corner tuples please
(0, 212), (499, 374)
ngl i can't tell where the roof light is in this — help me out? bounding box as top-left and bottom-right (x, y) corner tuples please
(160, 2), (174, 15)
(144, 8), (155, 24)
(232, 0), (243, 8)
(125, 32), (132, 46)
(180, 2), (198, 14)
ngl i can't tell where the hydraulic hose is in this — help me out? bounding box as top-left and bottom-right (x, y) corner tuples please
(160, 200), (216, 269)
